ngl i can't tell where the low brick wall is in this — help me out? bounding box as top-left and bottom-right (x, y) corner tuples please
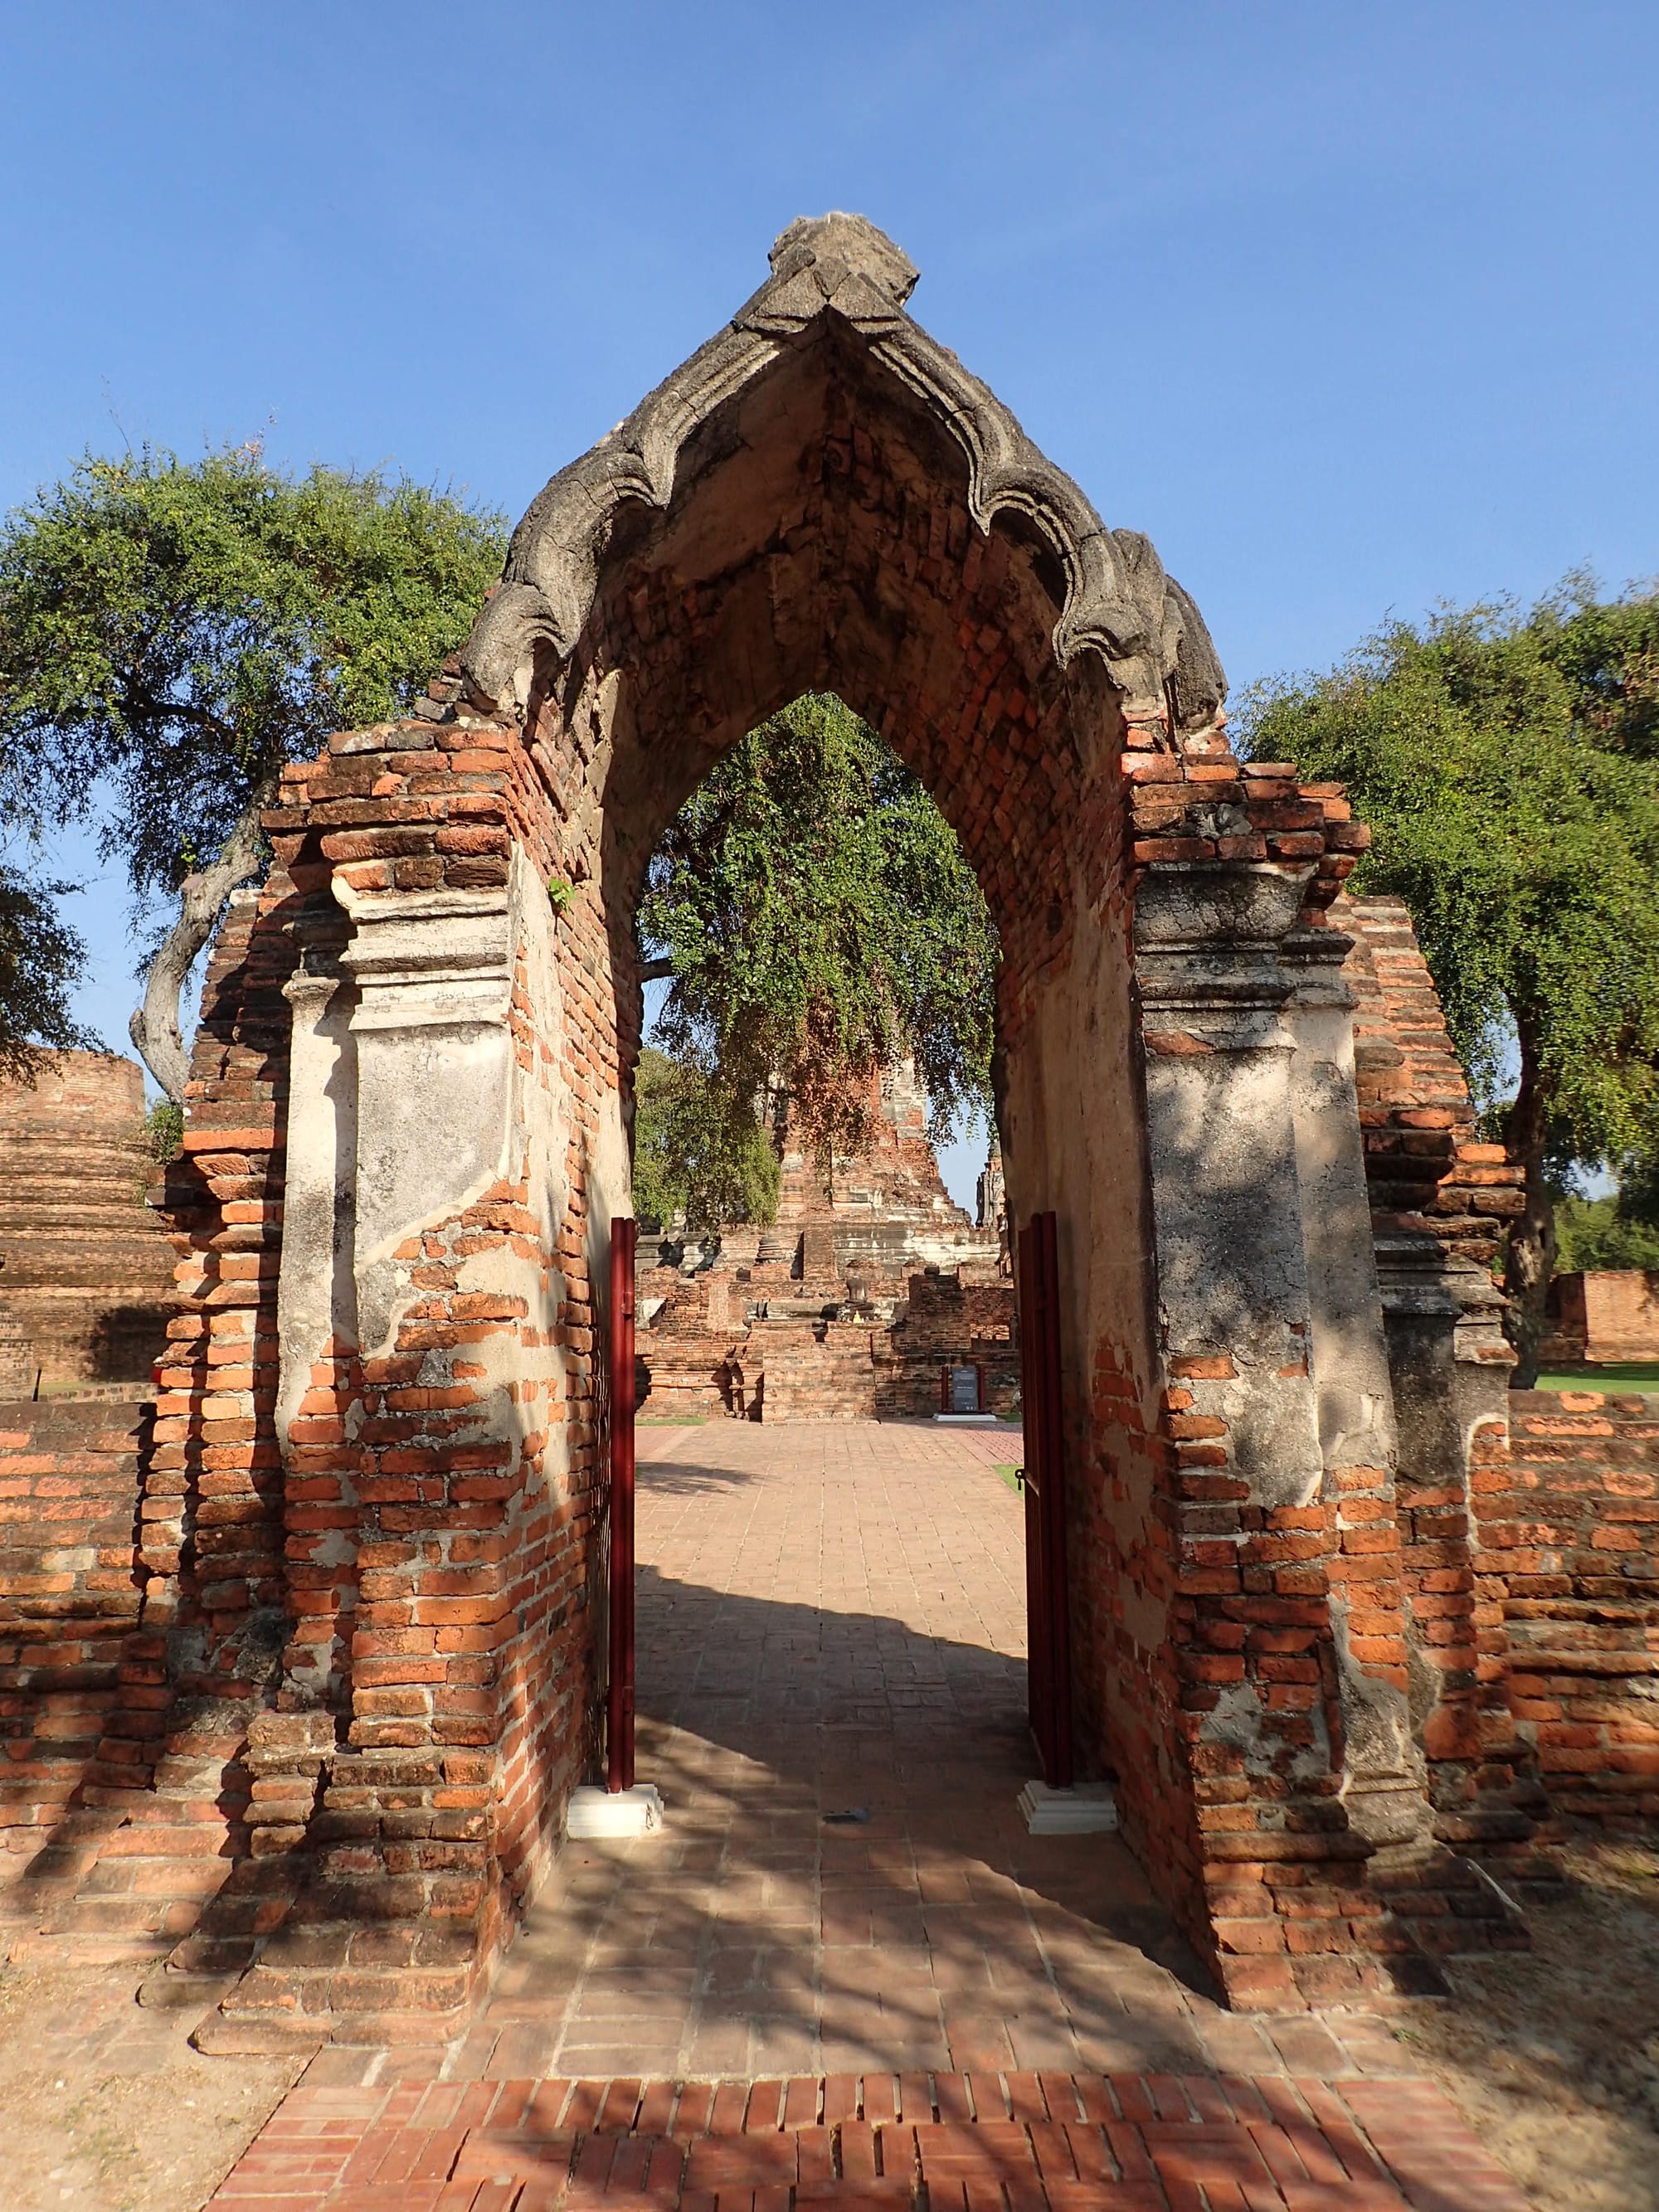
(635, 1268), (1019, 1423)
(0, 1398), (150, 1874)
(877, 1274), (1019, 1418)
(1539, 1269), (1659, 1365)
(0, 1053), (180, 1386)
(1477, 1392), (1659, 1826)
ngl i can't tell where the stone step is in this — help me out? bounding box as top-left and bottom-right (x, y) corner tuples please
(7, 1925), (175, 1965)
(95, 1818), (241, 1859)
(78, 1854), (236, 1900)
(129, 1850), (314, 1996)
(25, 1890), (189, 1935)
(189, 2010), (328, 2057)
(135, 1966), (235, 2011)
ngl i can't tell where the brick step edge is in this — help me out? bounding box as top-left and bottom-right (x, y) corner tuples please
(6, 1927), (176, 1966)
(207, 2069), (1535, 2212)
(192, 2003), (460, 2056)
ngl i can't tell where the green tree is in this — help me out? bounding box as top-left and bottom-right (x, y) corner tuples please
(631, 1045), (781, 1234)
(0, 864), (97, 1081)
(0, 441), (505, 1096)
(638, 693), (1000, 1183)
(1553, 1187), (1659, 1275)
(1241, 581), (1659, 1382)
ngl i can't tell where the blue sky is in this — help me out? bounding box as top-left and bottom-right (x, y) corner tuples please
(3, 2), (1656, 1204)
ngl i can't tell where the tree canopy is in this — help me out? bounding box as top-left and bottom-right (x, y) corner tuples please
(1554, 1184), (1659, 1275)
(0, 868), (96, 1083)
(0, 440), (504, 1092)
(630, 1045), (781, 1235)
(635, 693), (999, 1223)
(1240, 579), (1659, 1378)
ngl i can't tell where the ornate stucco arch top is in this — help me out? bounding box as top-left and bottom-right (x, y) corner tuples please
(461, 213), (1227, 741)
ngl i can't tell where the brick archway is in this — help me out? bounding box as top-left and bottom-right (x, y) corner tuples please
(124, 216), (1533, 2046)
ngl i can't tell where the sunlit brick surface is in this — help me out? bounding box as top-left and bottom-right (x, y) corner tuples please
(210, 2068), (1529, 2209)
(206, 1425), (1529, 2209)
(439, 1426), (1408, 2085)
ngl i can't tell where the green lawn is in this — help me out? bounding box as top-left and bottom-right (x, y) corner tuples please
(993, 1463), (1024, 1495)
(1530, 1363), (1659, 1393)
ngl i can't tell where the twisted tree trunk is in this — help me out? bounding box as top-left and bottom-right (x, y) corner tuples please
(129, 790), (269, 1103)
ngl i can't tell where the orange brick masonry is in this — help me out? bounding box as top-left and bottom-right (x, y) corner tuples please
(210, 1425), (1527, 2208)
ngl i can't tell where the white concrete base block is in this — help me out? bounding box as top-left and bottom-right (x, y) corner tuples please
(1019, 1781), (1118, 1835)
(933, 1412), (999, 1427)
(567, 1783), (664, 1838)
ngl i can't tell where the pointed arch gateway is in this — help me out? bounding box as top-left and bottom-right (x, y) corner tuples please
(167, 218), (1516, 2047)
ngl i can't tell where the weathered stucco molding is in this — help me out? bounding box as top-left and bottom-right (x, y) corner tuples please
(1135, 863), (1323, 1505)
(275, 962), (356, 1452)
(335, 882), (518, 1360)
(274, 878), (524, 1451)
(1135, 863), (1428, 1846)
(461, 212), (1225, 734)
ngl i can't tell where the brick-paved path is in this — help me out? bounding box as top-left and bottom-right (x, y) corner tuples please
(460, 1422), (1385, 2083)
(211, 2067), (1527, 2207)
(209, 1424), (1531, 2208)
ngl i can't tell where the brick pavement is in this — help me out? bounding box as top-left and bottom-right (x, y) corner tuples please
(207, 1423), (1530, 2205)
(209, 2066), (1529, 2208)
(454, 1422), (1393, 2083)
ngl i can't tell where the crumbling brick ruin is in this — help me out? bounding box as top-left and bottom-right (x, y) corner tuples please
(2, 216), (1655, 2044)
(0, 1052), (179, 1389)
(1540, 1267), (1659, 1365)
(637, 1056), (1017, 1420)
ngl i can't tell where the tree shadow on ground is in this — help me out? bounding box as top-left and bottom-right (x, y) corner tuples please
(496, 1524), (1220, 2081)
(632, 1549), (1215, 1989)
(494, 1442), (1223, 2078)
(630, 1456), (758, 1498)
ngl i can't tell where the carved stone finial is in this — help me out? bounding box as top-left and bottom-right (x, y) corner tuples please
(761, 212), (920, 320)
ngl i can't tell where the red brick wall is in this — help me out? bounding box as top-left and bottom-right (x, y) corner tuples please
(1337, 892), (1525, 1845)
(151, 887), (293, 1710)
(255, 682), (609, 2002)
(0, 1398), (149, 1874)
(1541, 1271), (1659, 1364)
(1477, 1392), (1659, 1826)
(1339, 892), (1520, 1263)
(633, 1270), (1018, 1422)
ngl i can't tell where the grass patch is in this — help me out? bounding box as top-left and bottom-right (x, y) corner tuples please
(994, 1462), (1024, 1495)
(638, 1414), (709, 1425)
(1530, 1364), (1659, 1393)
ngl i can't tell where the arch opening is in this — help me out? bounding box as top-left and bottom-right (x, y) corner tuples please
(547, 335), (1165, 1825)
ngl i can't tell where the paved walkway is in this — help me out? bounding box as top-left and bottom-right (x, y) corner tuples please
(458, 1422), (1380, 2083)
(212, 2066), (1527, 2208)
(208, 1422), (1530, 2209)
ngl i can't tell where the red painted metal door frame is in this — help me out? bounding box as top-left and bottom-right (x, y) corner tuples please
(607, 1214), (637, 1792)
(1019, 1211), (1073, 1788)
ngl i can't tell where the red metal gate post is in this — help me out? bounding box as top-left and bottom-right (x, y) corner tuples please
(1036, 1213), (1073, 1787)
(607, 1214), (637, 1793)
(1019, 1212), (1073, 1789)
(1019, 1223), (1048, 1773)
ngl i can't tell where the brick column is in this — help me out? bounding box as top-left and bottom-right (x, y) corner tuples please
(1134, 857), (1433, 2005)
(1280, 923), (1427, 1858)
(201, 851), (579, 2046)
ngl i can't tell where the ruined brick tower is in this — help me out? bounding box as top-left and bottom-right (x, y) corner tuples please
(0, 1052), (179, 1387)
